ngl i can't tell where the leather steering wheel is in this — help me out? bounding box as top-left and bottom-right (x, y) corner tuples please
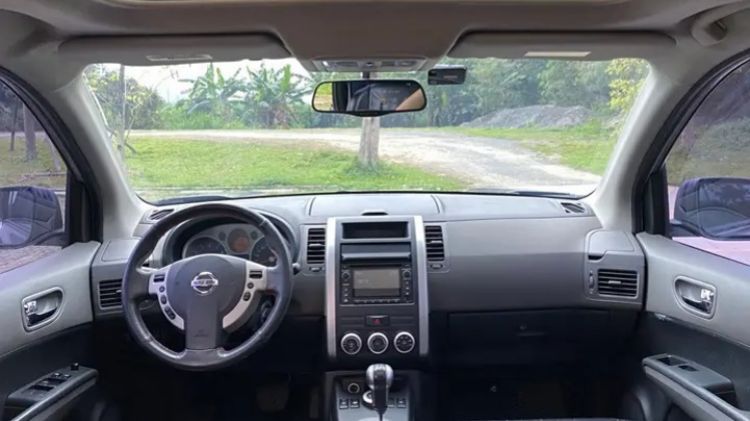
(121, 203), (293, 371)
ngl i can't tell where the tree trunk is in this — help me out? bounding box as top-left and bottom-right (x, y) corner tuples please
(358, 116), (381, 169)
(118, 65), (127, 159)
(9, 103), (18, 151)
(46, 135), (62, 171)
(22, 105), (37, 161)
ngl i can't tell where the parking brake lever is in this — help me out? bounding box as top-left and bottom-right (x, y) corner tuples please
(366, 364), (393, 421)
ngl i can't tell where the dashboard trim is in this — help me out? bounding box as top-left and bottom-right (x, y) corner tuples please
(413, 215), (430, 356)
(325, 217), (338, 359)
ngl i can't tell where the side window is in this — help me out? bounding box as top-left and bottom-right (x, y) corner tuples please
(0, 79), (68, 274)
(665, 61), (750, 265)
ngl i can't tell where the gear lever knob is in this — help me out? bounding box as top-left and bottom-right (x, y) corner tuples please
(366, 364), (394, 420)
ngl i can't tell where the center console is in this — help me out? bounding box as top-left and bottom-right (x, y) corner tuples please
(325, 216), (429, 362)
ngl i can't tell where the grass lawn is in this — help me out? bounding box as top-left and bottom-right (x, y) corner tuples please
(439, 122), (617, 175)
(125, 137), (464, 197)
(0, 136), (66, 189)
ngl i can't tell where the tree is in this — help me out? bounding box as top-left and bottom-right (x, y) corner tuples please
(539, 61), (610, 108)
(182, 63), (244, 119)
(22, 105), (37, 161)
(243, 64), (310, 128)
(606, 59), (649, 115)
(85, 65), (164, 155)
(358, 73), (381, 169)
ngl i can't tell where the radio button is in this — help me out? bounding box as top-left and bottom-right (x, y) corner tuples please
(341, 271), (351, 281)
(394, 331), (416, 354)
(341, 333), (362, 355)
(367, 332), (389, 354)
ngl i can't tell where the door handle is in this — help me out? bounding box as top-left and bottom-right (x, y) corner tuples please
(22, 288), (63, 330)
(675, 277), (716, 317)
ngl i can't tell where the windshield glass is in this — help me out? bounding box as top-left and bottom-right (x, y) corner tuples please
(84, 58), (649, 202)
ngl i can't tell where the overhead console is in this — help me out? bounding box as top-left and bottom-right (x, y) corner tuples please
(326, 216), (428, 362)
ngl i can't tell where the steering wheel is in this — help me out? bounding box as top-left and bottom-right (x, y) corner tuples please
(121, 203), (293, 371)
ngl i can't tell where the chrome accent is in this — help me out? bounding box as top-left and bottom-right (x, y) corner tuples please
(367, 332), (389, 355)
(190, 271), (219, 295)
(222, 261), (268, 332)
(340, 332), (363, 355)
(393, 331), (416, 354)
(413, 215), (430, 356)
(325, 218), (338, 358)
(148, 266), (184, 330)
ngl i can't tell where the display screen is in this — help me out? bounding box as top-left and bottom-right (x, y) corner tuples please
(352, 268), (401, 297)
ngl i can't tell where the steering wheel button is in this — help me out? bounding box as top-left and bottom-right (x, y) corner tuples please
(242, 291), (252, 301)
(247, 282), (254, 289)
(158, 286), (165, 293)
(159, 295), (167, 304)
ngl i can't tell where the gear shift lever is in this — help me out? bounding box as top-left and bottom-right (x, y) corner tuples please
(366, 364), (394, 420)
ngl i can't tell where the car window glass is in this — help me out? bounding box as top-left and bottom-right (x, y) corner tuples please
(0, 80), (67, 274)
(666, 60), (750, 265)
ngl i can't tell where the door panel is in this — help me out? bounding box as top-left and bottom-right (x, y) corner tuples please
(637, 233), (750, 420)
(0, 242), (99, 420)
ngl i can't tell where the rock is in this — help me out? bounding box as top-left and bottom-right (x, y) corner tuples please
(461, 104), (591, 129)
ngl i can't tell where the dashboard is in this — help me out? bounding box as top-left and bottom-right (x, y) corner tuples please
(182, 223), (277, 267)
(91, 193), (646, 367)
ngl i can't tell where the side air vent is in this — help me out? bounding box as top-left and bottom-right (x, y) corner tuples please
(597, 269), (638, 298)
(99, 279), (123, 308)
(149, 208), (174, 221)
(306, 227), (326, 265)
(425, 225), (445, 262)
(561, 202), (586, 214)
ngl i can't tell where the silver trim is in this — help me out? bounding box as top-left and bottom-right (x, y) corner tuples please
(393, 331), (416, 354)
(413, 215), (430, 356)
(340, 332), (363, 355)
(367, 332), (389, 355)
(325, 218), (338, 358)
(222, 261), (267, 331)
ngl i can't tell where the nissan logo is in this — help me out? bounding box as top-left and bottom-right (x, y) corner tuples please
(190, 272), (219, 295)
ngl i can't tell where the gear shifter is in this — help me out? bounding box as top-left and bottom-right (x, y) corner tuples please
(366, 364), (394, 420)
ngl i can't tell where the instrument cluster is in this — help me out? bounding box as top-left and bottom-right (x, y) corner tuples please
(182, 223), (277, 267)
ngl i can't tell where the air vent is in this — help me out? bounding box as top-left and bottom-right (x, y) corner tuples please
(425, 225), (445, 262)
(99, 279), (123, 308)
(561, 202), (585, 214)
(306, 227), (326, 265)
(597, 269), (638, 298)
(149, 208), (173, 221)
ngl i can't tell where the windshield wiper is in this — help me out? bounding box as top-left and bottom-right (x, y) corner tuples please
(468, 188), (580, 199)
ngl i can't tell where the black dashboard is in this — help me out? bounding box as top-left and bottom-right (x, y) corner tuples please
(90, 193), (645, 367)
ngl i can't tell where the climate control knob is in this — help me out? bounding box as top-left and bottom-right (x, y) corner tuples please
(367, 332), (389, 354)
(340, 332), (363, 355)
(394, 331), (416, 354)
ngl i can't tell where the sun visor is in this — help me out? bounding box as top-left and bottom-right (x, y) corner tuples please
(57, 34), (290, 65)
(449, 32), (675, 60)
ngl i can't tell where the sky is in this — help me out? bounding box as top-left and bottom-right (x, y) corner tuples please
(111, 58), (309, 103)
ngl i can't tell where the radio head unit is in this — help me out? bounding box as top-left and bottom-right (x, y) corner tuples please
(341, 264), (413, 304)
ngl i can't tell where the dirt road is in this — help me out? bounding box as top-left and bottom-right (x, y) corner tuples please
(131, 129), (600, 194)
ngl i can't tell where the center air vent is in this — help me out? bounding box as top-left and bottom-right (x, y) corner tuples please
(98, 279), (123, 308)
(306, 227), (326, 265)
(597, 269), (638, 298)
(424, 225), (445, 262)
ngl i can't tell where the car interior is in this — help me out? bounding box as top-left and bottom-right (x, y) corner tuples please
(4, 0), (750, 421)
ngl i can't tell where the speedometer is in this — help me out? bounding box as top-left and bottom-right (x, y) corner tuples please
(250, 237), (277, 266)
(184, 237), (226, 258)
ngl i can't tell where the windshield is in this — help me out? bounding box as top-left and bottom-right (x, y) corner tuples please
(84, 58), (649, 202)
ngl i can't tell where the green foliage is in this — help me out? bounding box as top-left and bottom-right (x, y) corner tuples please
(539, 61), (610, 108)
(0, 136), (66, 188)
(126, 137), (464, 201)
(84, 65), (164, 131)
(606, 59), (649, 115)
(242, 64), (311, 128)
(667, 118), (750, 184)
(180, 63), (244, 119)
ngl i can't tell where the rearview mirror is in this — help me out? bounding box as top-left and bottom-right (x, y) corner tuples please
(312, 80), (426, 117)
(672, 177), (750, 240)
(0, 186), (64, 248)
